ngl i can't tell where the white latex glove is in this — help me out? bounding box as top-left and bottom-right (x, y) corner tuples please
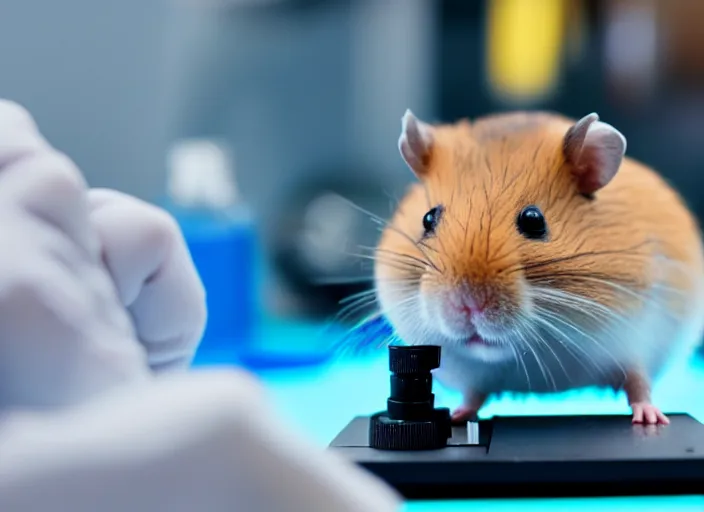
(0, 100), (151, 409)
(0, 100), (401, 511)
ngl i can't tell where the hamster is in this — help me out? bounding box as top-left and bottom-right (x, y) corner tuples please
(374, 109), (704, 425)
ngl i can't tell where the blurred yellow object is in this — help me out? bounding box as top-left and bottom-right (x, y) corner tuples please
(486, 0), (567, 104)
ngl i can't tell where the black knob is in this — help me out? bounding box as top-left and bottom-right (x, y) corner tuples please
(388, 345), (441, 374)
(369, 345), (451, 451)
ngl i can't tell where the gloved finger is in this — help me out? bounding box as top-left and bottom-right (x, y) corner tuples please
(88, 188), (207, 371)
(0, 211), (150, 410)
(0, 100), (97, 254)
(0, 99), (49, 166)
(0, 369), (400, 512)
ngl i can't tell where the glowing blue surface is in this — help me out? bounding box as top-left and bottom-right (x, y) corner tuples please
(194, 321), (704, 510)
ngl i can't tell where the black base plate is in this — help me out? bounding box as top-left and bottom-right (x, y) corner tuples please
(329, 413), (704, 500)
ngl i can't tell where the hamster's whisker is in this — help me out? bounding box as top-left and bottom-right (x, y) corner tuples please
(350, 248), (424, 267)
(515, 325), (555, 390)
(527, 271), (643, 289)
(530, 315), (603, 380)
(510, 342), (533, 392)
(530, 290), (631, 363)
(565, 274), (689, 304)
(386, 290), (441, 348)
(533, 287), (666, 361)
(342, 283), (417, 310)
(532, 310), (623, 380)
(316, 275), (421, 286)
(372, 247), (436, 272)
(345, 251), (425, 275)
(514, 241), (655, 273)
(311, 276), (375, 285)
(534, 274), (688, 325)
(528, 276), (686, 341)
(418, 239), (440, 254)
(531, 287), (633, 330)
(531, 287), (631, 340)
(333, 297), (382, 326)
(338, 281), (419, 306)
(370, 260), (422, 276)
(384, 295), (445, 351)
(333, 283), (418, 326)
(530, 305), (627, 380)
(381, 188), (402, 216)
(338, 196), (391, 228)
(328, 293), (421, 358)
(360, 244), (444, 277)
(538, 291), (670, 369)
(520, 316), (567, 389)
(340, 197), (442, 272)
(358, 243), (441, 273)
(406, 234), (443, 273)
(338, 288), (379, 305)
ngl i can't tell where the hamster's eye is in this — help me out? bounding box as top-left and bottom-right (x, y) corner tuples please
(422, 206), (443, 237)
(516, 205), (548, 240)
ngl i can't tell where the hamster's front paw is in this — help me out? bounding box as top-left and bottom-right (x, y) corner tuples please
(451, 390), (487, 424)
(451, 405), (479, 423)
(630, 402), (669, 425)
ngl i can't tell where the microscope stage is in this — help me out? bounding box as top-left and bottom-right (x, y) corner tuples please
(329, 413), (704, 500)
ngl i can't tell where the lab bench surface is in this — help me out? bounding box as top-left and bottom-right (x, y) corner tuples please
(192, 322), (704, 511)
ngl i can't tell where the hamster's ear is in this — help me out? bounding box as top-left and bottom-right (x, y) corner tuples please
(563, 112), (626, 195)
(398, 109), (434, 177)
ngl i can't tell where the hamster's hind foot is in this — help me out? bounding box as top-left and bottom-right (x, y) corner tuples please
(630, 402), (669, 425)
(621, 368), (669, 425)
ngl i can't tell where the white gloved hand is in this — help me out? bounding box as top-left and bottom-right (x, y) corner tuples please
(0, 100), (208, 409)
(0, 100), (151, 409)
(0, 369), (400, 512)
(0, 99), (401, 511)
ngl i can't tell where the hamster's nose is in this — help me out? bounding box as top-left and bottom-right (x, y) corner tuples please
(449, 292), (486, 317)
(454, 304), (477, 317)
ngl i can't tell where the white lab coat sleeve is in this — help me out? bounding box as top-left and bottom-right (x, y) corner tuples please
(0, 369), (402, 512)
(87, 188), (208, 372)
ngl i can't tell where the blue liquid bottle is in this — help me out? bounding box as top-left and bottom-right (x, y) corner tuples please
(164, 138), (258, 367)
(163, 138), (331, 371)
